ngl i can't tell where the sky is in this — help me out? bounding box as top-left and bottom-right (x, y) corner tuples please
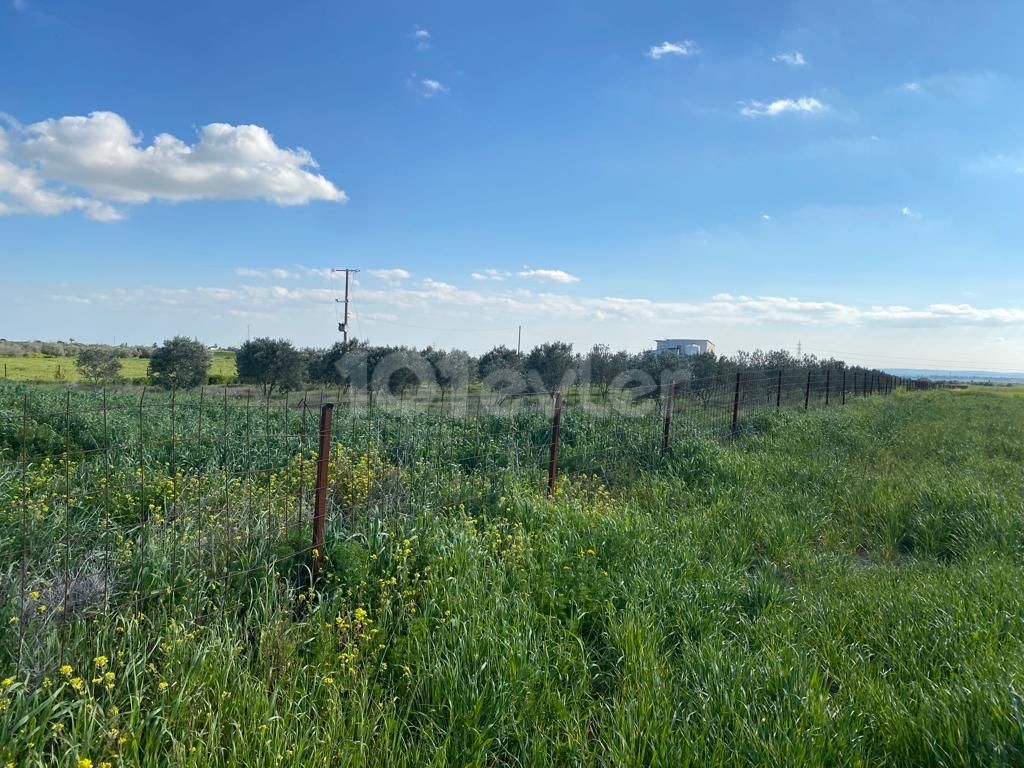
(3, 0), (1024, 372)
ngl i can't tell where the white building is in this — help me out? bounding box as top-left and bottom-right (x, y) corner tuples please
(655, 338), (716, 356)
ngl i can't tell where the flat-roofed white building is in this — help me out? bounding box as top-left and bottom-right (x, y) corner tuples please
(655, 338), (716, 356)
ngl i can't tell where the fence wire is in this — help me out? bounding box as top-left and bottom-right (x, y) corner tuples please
(0, 369), (928, 673)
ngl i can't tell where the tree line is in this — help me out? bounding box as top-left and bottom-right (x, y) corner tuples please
(71, 336), (878, 398)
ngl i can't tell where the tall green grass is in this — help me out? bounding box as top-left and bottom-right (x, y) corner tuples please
(1, 387), (1023, 766)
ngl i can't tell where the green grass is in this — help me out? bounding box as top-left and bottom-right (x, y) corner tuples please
(1, 386), (1023, 766)
(0, 351), (237, 383)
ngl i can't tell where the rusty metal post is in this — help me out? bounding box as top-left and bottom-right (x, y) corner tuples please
(775, 369), (782, 409)
(661, 382), (675, 456)
(731, 371), (741, 434)
(804, 369), (811, 410)
(825, 368), (831, 407)
(311, 402), (334, 582)
(547, 392), (563, 494)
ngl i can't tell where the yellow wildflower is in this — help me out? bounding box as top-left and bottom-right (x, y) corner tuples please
(93, 655), (109, 670)
(78, 759), (93, 768)
(59, 664), (73, 677)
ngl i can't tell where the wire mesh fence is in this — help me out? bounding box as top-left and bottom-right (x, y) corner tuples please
(0, 368), (925, 673)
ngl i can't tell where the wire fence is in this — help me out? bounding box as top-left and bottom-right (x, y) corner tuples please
(0, 368), (927, 674)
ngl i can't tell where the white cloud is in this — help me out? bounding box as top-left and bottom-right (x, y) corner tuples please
(235, 267), (299, 279)
(969, 150), (1024, 176)
(772, 51), (806, 67)
(419, 78), (449, 97)
(739, 97), (825, 117)
(646, 41), (698, 60)
(518, 269), (580, 284)
(410, 25), (431, 50)
(0, 111), (345, 220)
(368, 268), (412, 281)
(51, 279), (1024, 331)
(761, 213), (772, 221)
(900, 206), (921, 218)
(471, 269), (511, 281)
(49, 293), (91, 304)
(897, 71), (1004, 102)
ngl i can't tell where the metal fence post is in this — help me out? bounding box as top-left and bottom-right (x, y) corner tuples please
(776, 369), (782, 409)
(825, 368), (831, 407)
(548, 392), (563, 494)
(804, 370), (812, 410)
(842, 369), (847, 405)
(731, 371), (741, 434)
(311, 402), (334, 582)
(662, 382), (675, 456)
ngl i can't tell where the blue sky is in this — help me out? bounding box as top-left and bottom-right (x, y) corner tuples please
(3, 0), (1024, 370)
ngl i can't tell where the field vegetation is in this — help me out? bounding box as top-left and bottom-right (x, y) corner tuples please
(0, 352), (237, 385)
(1, 384), (1022, 766)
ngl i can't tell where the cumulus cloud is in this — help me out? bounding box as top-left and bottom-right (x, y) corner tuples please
(0, 111), (345, 220)
(646, 41), (698, 59)
(773, 51), (806, 67)
(739, 97), (825, 117)
(368, 268), (412, 281)
(518, 269), (580, 284)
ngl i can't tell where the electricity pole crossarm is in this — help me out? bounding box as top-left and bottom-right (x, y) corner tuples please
(332, 268), (360, 343)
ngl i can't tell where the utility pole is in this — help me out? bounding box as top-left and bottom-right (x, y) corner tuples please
(517, 325), (522, 355)
(332, 268), (360, 344)
(796, 340), (802, 358)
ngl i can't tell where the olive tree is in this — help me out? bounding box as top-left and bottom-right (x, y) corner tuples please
(75, 347), (122, 384)
(236, 337), (305, 397)
(148, 336), (211, 389)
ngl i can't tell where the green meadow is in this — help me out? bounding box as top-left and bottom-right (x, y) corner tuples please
(0, 351), (237, 384)
(1, 385), (1023, 766)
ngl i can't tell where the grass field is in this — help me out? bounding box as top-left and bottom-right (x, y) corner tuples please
(0, 351), (237, 383)
(1, 386), (1023, 766)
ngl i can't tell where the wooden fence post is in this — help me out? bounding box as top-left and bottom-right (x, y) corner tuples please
(731, 371), (741, 434)
(311, 402), (334, 583)
(825, 368), (831, 406)
(548, 392), (563, 494)
(661, 382), (675, 456)
(842, 369), (847, 405)
(776, 369), (782, 409)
